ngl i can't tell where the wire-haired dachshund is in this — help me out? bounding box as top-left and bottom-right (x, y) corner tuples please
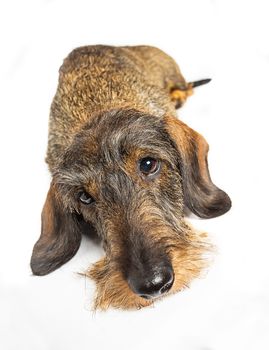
(30, 45), (231, 310)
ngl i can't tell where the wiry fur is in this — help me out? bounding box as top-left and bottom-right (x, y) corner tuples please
(31, 45), (231, 310)
(88, 228), (210, 310)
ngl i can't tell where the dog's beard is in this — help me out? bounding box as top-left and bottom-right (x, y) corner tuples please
(86, 224), (212, 310)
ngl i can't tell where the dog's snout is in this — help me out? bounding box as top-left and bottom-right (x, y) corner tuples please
(128, 265), (174, 299)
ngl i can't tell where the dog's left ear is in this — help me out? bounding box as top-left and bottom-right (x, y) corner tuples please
(164, 115), (231, 218)
(30, 182), (84, 276)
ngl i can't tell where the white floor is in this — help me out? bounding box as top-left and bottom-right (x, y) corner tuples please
(1, 1), (269, 349)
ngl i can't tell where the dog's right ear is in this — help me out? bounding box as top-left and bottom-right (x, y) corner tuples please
(30, 182), (83, 276)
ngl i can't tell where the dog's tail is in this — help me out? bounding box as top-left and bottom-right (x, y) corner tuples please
(170, 78), (211, 109)
(189, 78), (211, 88)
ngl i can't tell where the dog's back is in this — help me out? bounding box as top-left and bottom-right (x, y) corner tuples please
(47, 45), (186, 170)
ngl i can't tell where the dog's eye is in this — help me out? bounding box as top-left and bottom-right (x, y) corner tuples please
(78, 191), (94, 205)
(139, 157), (160, 176)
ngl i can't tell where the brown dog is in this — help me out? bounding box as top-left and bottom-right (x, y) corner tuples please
(30, 45), (231, 310)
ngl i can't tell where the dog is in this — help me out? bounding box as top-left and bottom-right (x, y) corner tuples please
(30, 45), (231, 310)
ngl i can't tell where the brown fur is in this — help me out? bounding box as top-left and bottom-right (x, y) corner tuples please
(30, 45), (231, 310)
(88, 227), (210, 310)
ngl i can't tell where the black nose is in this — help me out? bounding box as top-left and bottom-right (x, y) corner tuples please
(128, 265), (174, 299)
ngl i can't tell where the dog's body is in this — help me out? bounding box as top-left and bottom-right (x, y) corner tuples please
(47, 45), (186, 170)
(31, 45), (231, 309)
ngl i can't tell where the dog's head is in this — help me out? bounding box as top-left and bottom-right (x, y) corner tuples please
(31, 109), (231, 309)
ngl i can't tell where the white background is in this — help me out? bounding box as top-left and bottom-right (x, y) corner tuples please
(1, 0), (269, 349)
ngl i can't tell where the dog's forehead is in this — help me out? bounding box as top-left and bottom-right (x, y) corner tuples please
(89, 109), (167, 147)
(57, 109), (178, 186)
(75, 109), (174, 159)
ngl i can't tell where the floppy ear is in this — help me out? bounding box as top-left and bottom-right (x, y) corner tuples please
(164, 115), (231, 218)
(30, 182), (83, 276)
